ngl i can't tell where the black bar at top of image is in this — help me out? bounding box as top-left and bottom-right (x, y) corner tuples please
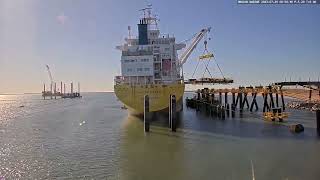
(237, 0), (320, 4)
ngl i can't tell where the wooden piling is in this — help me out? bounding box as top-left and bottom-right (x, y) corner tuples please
(50, 83), (53, 99)
(239, 92), (243, 112)
(317, 110), (320, 136)
(241, 92), (249, 109)
(219, 92), (222, 105)
(221, 106), (225, 119)
(232, 92), (236, 105)
(54, 82), (57, 99)
(235, 93), (239, 107)
(226, 104), (230, 117)
(170, 95), (177, 132)
(216, 105), (220, 118)
(269, 92), (275, 108)
(225, 92), (228, 106)
(278, 108), (283, 122)
(309, 89), (312, 101)
(144, 95), (150, 132)
(263, 93), (269, 112)
(276, 92), (279, 107)
(250, 92), (258, 112)
(231, 104), (235, 118)
(280, 90), (285, 111)
(43, 83), (46, 100)
(78, 82), (80, 96)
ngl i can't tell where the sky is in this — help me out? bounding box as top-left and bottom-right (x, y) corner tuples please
(0, 0), (319, 93)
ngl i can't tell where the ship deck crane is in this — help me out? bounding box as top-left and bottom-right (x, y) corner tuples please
(179, 27), (233, 85)
(179, 27), (211, 66)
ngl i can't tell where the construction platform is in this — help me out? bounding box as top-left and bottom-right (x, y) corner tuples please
(42, 82), (82, 99)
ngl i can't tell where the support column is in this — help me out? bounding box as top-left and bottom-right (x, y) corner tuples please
(170, 95), (177, 132)
(242, 92), (249, 109)
(280, 89), (285, 111)
(250, 92), (258, 112)
(269, 92), (275, 109)
(226, 104), (230, 117)
(317, 110), (320, 136)
(221, 105), (225, 120)
(78, 82), (80, 97)
(278, 108), (283, 122)
(225, 92), (228, 106)
(232, 92), (236, 105)
(276, 92), (279, 107)
(239, 92), (243, 112)
(309, 89), (312, 102)
(263, 92), (269, 112)
(231, 104), (235, 118)
(54, 82), (57, 99)
(50, 83), (53, 99)
(144, 95), (150, 132)
(43, 83), (46, 100)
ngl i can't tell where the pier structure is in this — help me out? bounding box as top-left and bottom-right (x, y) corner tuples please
(273, 81), (320, 102)
(42, 82), (82, 99)
(186, 86), (287, 121)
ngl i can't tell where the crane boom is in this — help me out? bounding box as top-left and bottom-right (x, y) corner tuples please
(46, 65), (53, 84)
(179, 27), (211, 66)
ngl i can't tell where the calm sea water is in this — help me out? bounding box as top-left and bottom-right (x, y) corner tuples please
(0, 92), (319, 180)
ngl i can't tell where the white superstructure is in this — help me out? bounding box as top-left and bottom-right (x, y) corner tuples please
(115, 6), (210, 85)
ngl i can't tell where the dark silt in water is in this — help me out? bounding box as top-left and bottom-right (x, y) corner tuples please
(0, 92), (319, 179)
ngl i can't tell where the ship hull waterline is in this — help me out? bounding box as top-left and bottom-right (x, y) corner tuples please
(114, 83), (185, 114)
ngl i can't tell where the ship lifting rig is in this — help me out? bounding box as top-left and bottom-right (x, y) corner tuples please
(179, 27), (233, 85)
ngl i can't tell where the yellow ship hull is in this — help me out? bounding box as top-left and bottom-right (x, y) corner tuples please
(114, 83), (185, 114)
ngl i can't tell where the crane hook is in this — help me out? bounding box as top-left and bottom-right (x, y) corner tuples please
(204, 40), (208, 50)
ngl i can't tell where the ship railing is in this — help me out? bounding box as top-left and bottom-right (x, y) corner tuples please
(122, 50), (153, 56)
(114, 78), (184, 85)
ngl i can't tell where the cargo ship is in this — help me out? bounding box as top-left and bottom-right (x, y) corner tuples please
(114, 6), (210, 114)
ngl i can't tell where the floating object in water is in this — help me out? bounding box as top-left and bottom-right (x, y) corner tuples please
(19, 105), (25, 108)
(263, 108), (289, 122)
(79, 120), (86, 126)
(121, 105), (127, 110)
(289, 124), (304, 133)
